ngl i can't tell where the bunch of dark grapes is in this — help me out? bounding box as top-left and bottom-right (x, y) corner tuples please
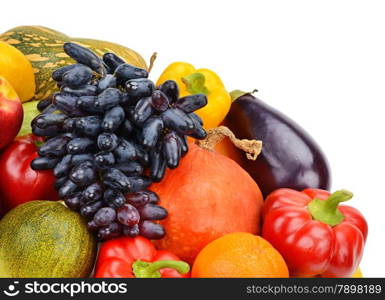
(31, 42), (207, 241)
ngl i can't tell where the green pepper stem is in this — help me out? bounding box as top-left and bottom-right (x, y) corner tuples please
(132, 259), (190, 278)
(182, 72), (209, 95)
(307, 190), (353, 226)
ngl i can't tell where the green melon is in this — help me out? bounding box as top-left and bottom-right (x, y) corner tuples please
(0, 200), (96, 278)
(18, 100), (39, 137)
(0, 25), (148, 100)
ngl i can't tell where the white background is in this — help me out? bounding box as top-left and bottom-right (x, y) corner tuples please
(1, 0), (384, 276)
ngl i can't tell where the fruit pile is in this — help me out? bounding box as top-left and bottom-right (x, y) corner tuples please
(0, 25), (368, 279)
(30, 42), (208, 241)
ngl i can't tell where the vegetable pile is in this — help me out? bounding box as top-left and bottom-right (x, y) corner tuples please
(0, 25), (368, 278)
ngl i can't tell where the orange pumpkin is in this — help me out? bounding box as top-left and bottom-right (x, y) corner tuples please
(151, 129), (263, 264)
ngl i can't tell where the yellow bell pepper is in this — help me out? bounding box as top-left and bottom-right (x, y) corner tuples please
(156, 62), (231, 129)
(351, 267), (363, 278)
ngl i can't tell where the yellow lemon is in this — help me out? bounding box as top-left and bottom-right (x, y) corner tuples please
(0, 41), (35, 102)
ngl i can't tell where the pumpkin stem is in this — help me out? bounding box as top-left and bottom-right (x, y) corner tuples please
(197, 126), (262, 160)
(148, 52), (157, 73)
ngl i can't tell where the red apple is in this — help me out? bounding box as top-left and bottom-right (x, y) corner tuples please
(0, 76), (23, 150)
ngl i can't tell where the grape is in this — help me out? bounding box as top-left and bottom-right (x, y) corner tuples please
(62, 65), (93, 88)
(97, 74), (117, 92)
(93, 207), (116, 226)
(75, 96), (98, 114)
(103, 168), (131, 192)
(103, 52), (125, 72)
(104, 189), (126, 208)
(127, 176), (152, 192)
(62, 85), (98, 97)
(69, 162), (96, 186)
(189, 112), (203, 125)
(32, 124), (63, 137)
(178, 134), (189, 156)
(122, 224), (139, 237)
(41, 103), (59, 115)
(54, 154), (73, 177)
(61, 132), (77, 139)
(187, 115), (207, 139)
(64, 193), (84, 210)
(80, 200), (104, 218)
(71, 153), (94, 165)
(149, 147), (167, 182)
(115, 63), (148, 82)
(188, 128), (207, 139)
(55, 176), (68, 190)
(63, 118), (77, 132)
(87, 220), (99, 231)
(58, 179), (78, 198)
(119, 92), (131, 106)
(175, 94), (208, 113)
(97, 222), (121, 241)
(64, 42), (104, 74)
(38, 136), (70, 157)
(75, 116), (102, 137)
(32, 45), (208, 241)
(142, 116), (164, 148)
(162, 131), (181, 169)
(124, 106), (135, 120)
(102, 106), (125, 132)
(161, 108), (194, 133)
(150, 90), (169, 112)
(33, 112), (67, 129)
(97, 133), (118, 151)
(52, 64), (81, 82)
(125, 78), (154, 98)
(133, 97), (153, 125)
(159, 80), (179, 103)
(83, 182), (103, 202)
(138, 203), (168, 220)
(126, 190), (159, 207)
(94, 151), (115, 169)
(146, 190), (160, 204)
(31, 156), (60, 170)
(113, 139), (142, 163)
(37, 96), (53, 112)
(116, 119), (133, 138)
(66, 138), (95, 154)
(139, 221), (165, 240)
(115, 161), (143, 176)
(53, 93), (84, 117)
(94, 88), (121, 112)
(117, 203), (140, 226)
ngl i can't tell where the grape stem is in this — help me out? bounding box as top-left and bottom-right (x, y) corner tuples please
(148, 52), (157, 73)
(197, 126), (262, 160)
(132, 260), (190, 278)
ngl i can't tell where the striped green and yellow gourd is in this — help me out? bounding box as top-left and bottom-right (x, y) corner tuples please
(0, 26), (147, 100)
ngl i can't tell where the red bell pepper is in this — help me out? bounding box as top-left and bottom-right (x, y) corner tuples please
(0, 134), (58, 216)
(95, 236), (190, 278)
(262, 188), (368, 278)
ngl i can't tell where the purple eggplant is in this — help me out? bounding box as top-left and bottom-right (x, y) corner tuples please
(225, 91), (331, 197)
